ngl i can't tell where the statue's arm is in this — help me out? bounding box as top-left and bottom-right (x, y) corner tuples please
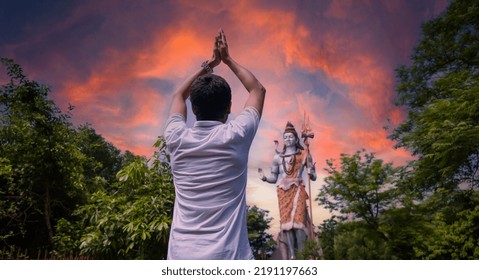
(259, 155), (280, 184)
(306, 152), (317, 181)
(263, 166), (279, 184)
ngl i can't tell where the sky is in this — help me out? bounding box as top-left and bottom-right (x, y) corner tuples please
(0, 0), (450, 234)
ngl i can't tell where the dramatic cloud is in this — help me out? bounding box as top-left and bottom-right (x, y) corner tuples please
(0, 0), (449, 230)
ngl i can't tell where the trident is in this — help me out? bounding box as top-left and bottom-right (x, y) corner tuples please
(301, 112), (315, 239)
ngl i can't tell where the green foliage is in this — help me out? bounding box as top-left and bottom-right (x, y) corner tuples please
(386, 0), (479, 259)
(415, 189), (479, 259)
(316, 216), (340, 259)
(54, 137), (175, 259)
(247, 205), (275, 259)
(76, 125), (123, 188)
(0, 58), (87, 253)
(0, 245), (29, 260)
(316, 150), (406, 259)
(316, 151), (442, 260)
(333, 221), (391, 260)
(295, 238), (324, 260)
(318, 150), (399, 228)
(316, 148), (479, 260)
(391, 0), (479, 191)
(378, 205), (431, 259)
(51, 218), (84, 257)
(1, 58), (168, 259)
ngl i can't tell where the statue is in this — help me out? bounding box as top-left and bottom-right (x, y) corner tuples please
(258, 121), (316, 259)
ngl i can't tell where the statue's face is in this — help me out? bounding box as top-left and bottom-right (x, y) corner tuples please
(283, 132), (296, 147)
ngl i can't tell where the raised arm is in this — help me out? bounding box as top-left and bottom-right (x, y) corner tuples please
(168, 34), (222, 118)
(218, 29), (266, 116)
(307, 152), (317, 181)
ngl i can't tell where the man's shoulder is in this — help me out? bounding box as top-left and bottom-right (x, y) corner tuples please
(241, 106), (260, 119)
(226, 107), (260, 140)
(164, 113), (187, 143)
(166, 113), (186, 124)
(230, 107), (260, 127)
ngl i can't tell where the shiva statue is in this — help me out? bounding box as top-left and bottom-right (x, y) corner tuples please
(258, 121), (316, 259)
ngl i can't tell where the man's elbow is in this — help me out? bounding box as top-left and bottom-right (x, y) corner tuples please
(260, 85), (266, 95)
(256, 85), (266, 100)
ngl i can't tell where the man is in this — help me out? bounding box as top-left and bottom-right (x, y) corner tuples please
(164, 29), (266, 259)
(258, 122), (316, 259)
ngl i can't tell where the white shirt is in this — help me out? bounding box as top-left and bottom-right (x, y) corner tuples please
(164, 107), (260, 259)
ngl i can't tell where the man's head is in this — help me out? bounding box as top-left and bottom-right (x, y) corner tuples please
(190, 74), (232, 122)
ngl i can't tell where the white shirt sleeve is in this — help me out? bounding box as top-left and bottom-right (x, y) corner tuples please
(164, 113), (186, 153)
(228, 107), (261, 143)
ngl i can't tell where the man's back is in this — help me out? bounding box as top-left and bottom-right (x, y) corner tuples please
(165, 107), (260, 259)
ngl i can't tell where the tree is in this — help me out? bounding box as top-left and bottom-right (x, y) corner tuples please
(0, 58), (86, 254)
(1, 58), (144, 258)
(246, 205), (275, 259)
(316, 216), (340, 260)
(377, 204), (431, 259)
(53, 137), (175, 259)
(390, 0), (479, 191)
(318, 150), (399, 229)
(295, 238), (324, 260)
(76, 124), (123, 187)
(389, 0), (479, 259)
(413, 189), (479, 259)
(333, 221), (390, 260)
(316, 150), (420, 259)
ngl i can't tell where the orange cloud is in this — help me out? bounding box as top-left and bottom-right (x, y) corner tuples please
(137, 29), (212, 79)
(3, 1), (441, 181)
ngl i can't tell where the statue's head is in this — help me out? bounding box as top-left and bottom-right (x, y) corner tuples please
(283, 121), (304, 152)
(190, 74), (232, 122)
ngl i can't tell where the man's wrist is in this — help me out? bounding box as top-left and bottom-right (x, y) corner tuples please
(201, 60), (213, 74)
(223, 57), (233, 67)
(208, 60), (218, 69)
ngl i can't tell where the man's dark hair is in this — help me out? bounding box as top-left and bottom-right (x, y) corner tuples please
(190, 74), (232, 121)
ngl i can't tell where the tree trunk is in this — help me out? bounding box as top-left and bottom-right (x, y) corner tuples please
(44, 185), (54, 242)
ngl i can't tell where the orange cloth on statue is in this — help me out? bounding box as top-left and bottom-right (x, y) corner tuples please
(276, 149), (310, 232)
